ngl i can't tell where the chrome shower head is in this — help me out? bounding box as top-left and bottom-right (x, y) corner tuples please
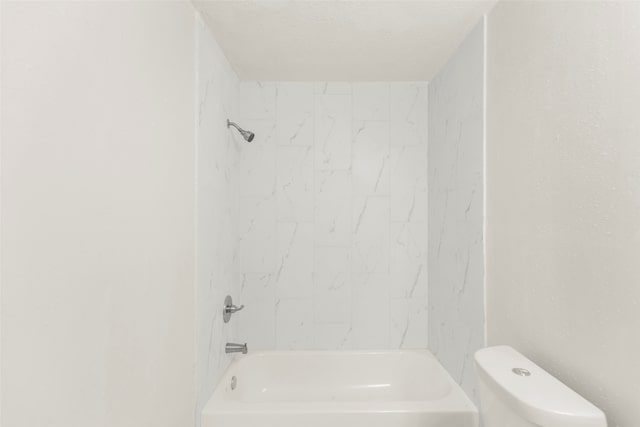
(227, 120), (255, 142)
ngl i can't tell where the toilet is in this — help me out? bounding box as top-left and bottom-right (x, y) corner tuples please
(475, 346), (607, 427)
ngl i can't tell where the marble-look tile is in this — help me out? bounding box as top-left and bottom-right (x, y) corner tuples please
(352, 196), (390, 273)
(352, 297), (390, 349)
(236, 273), (276, 349)
(314, 283), (351, 324)
(276, 146), (314, 222)
(233, 81), (429, 354)
(237, 120), (277, 197)
(239, 81), (277, 120)
(315, 94), (352, 170)
(314, 245), (350, 275)
(314, 323), (353, 349)
(353, 83), (389, 121)
(314, 246), (351, 323)
(315, 170), (352, 246)
(390, 222), (428, 298)
(236, 195), (277, 273)
(275, 222), (314, 298)
(276, 83), (314, 146)
(237, 301), (276, 350)
(352, 273), (390, 348)
(352, 272), (389, 299)
(390, 298), (428, 348)
(315, 82), (352, 95)
(428, 20), (485, 404)
(390, 82), (428, 146)
(195, 16), (241, 426)
(390, 144), (428, 222)
(276, 298), (314, 349)
(352, 121), (390, 196)
(237, 272), (276, 301)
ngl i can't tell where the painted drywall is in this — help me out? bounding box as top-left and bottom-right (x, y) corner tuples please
(233, 82), (429, 350)
(486, 2), (640, 426)
(195, 14), (242, 427)
(427, 20), (485, 403)
(1, 2), (196, 426)
(193, 1), (496, 81)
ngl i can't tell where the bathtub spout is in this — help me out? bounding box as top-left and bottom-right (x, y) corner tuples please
(225, 343), (248, 354)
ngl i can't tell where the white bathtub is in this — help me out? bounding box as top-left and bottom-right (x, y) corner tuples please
(201, 350), (478, 427)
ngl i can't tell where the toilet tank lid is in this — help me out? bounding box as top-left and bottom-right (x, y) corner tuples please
(475, 346), (607, 427)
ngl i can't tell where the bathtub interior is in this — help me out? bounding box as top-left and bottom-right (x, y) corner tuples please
(212, 351), (457, 404)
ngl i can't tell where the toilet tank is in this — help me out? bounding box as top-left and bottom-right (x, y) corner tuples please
(474, 346), (607, 427)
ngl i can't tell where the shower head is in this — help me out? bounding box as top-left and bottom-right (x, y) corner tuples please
(227, 120), (255, 142)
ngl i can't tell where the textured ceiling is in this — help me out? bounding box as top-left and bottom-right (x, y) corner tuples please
(193, 0), (496, 81)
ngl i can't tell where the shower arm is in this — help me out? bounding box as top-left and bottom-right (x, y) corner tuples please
(227, 120), (241, 131)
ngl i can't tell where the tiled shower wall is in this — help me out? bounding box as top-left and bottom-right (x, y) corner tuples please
(195, 15), (240, 424)
(233, 82), (429, 350)
(427, 19), (485, 403)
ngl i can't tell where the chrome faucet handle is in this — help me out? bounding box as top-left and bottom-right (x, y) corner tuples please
(223, 295), (244, 323)
(226, 304), (244, 314)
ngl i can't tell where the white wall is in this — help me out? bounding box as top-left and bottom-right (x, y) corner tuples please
(486, 2), (640, 426)
(194, 14), (241, 427)
(234, 82), (429, 350)
(1, 2), (196, 426)
(427, 20), (485, 403)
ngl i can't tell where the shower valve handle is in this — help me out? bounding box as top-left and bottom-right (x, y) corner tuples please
(223, 295), (244, 323)
(226, 304), (244, 314)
